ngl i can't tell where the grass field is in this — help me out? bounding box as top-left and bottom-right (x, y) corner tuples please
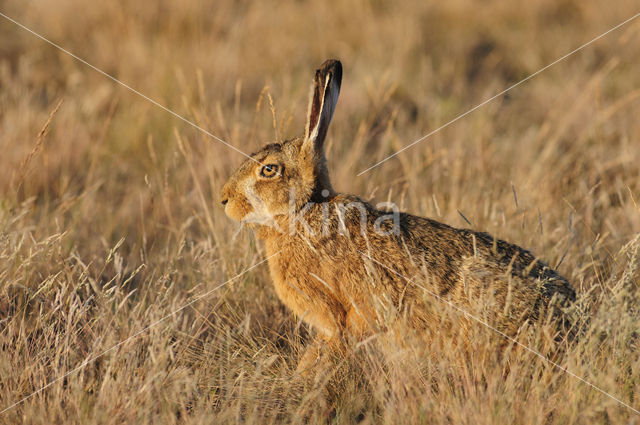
(1, 0), (640, 423)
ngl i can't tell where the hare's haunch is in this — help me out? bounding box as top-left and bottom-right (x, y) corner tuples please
(221, 59), (575, 371)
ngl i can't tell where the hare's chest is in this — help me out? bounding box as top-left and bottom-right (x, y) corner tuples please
(267, 252), (323, 304)
(266, 250), (346, 336)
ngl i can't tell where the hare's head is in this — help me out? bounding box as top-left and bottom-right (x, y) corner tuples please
(221, 59), (342, 228)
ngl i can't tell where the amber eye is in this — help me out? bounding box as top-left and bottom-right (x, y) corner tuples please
(259, 164), (280, 178)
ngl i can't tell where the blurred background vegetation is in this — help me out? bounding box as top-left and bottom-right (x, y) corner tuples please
(1, 0), (639, 423)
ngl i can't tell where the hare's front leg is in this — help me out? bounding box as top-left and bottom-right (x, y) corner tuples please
(296, 334), (345, 378)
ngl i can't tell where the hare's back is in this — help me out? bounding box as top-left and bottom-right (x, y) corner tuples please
(396, 212), (575, 303)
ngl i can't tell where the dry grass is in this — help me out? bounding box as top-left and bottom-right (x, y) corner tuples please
(1, 0), (640, 423)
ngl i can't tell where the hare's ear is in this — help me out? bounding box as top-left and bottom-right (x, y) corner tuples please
(302, 59), (342, 156)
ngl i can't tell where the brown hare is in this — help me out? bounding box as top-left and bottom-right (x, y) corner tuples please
(220, 59), (576, 373)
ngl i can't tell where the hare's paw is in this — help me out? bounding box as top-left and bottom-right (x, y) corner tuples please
(295, 335), (345, 381)
(296, 342), (323, 377)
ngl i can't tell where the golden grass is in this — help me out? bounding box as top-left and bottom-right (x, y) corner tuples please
(1, 0), (640, 423)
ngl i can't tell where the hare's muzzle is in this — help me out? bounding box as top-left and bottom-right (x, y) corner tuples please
(220, 183), (230, 207)
(220, 183), (234, 218)
(220, 180), (251, 222)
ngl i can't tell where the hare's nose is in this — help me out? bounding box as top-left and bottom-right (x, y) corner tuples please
(220, 183), (231, 206)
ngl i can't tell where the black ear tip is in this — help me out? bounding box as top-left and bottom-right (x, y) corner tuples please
(317, 59), (342, 85)
(324, 58), (341, 71)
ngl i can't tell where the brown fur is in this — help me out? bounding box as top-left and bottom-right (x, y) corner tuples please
(220, 59), (575, 372)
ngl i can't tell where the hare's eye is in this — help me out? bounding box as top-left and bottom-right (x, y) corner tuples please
(260, 164), (280, 178)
